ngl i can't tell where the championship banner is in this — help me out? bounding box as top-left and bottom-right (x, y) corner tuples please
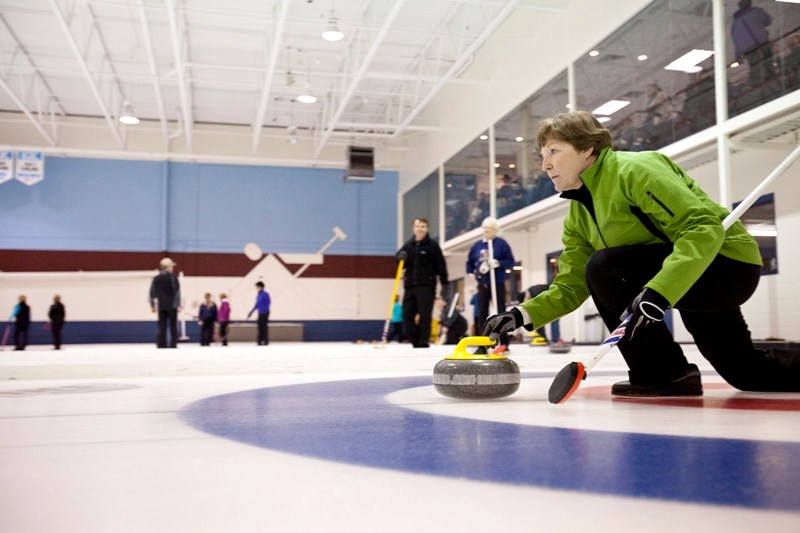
(15, 150), (44, 186)
(0, 151), (13, 184)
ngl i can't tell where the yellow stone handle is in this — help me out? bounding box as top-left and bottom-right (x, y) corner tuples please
(446, 336), (507, 360)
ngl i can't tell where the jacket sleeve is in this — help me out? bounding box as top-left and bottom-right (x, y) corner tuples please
(519, 212), (593, 327)
(620, 154), (727, 305)
(497, 239), (515, 271)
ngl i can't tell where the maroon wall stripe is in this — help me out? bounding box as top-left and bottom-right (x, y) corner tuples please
(0, 250), (397, 279)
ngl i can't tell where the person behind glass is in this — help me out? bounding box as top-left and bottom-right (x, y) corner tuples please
(466, 217), (516, 348)
(11, 295), (31, 351)
(731, 0), (775, 87)
(397, 217), (448, 348)
(149, 257), (182, 349)
(247, 281), (271, 345)
(48, 294), (66, 350)
(483, 110), (800, 397)
(386, 295), (404, 342)
(217, 293), (231, 346)
(197, 293), (217, 346)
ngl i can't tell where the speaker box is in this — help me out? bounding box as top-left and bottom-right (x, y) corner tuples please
(345, 146), (374, 181)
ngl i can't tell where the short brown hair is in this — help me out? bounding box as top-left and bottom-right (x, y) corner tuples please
(537, 111), (613, 156)
(413, 217), (429, 226)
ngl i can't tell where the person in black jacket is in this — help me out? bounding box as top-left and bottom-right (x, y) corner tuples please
(48, 294), (66, 350)
(149, 257), (182, 348)
(12, 295), (31, 351)
(397, 218), (449, 348)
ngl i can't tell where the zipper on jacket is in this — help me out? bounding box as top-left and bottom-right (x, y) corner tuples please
(646, 191), (675, 217)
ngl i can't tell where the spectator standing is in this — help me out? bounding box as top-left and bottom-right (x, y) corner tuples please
(48, 294), (66, 350)
(198, 293), (217, 346)
(731, 0), (775, 87)
(397, 217), (449, 348)
(149, 257), (181, 349)
(247, 281), (271, 345)
(217, 293), (231, 346)
(466, 217), (516, 348)
(11, 295), (31, 351)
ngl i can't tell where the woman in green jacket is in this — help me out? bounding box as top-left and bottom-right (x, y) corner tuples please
(484, 110), (799, 396)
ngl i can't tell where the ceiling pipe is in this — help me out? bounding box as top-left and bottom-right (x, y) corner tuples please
(137, 0), (169, 148)
(251, 0), (291, 154)
(47, 0), (125, 149)
(165, 0), (194, 151)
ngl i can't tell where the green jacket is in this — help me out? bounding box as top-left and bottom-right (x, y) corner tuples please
(520, 147), (761, 328)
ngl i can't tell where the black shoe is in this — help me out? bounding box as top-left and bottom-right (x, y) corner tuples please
(611, 364), (703, 397)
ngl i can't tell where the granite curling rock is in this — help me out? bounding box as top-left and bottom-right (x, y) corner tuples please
(433, 336), (520, 399)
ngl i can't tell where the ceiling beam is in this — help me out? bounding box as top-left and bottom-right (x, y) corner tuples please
(313, 0), (407, 158)
(251, 0), (291, 154)
(47, 0), (125, 149)
(137, 0), (169, 148)
(165, 0), (194, 151)
(0, 77), (56, 146)
(391, 0), (519, 138)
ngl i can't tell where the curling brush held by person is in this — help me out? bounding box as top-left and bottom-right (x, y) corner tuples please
(483, 110), (800, 397)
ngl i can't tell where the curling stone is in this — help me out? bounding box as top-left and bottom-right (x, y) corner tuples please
(530, 331), (548, 346)
(549, 341), (573, 354)
(433, 336), (520, 399)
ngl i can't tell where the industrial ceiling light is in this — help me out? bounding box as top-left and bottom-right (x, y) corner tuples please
(119, 100), (139, 125)
(296, 93), (317, 104)
(321, 16), (344, 42)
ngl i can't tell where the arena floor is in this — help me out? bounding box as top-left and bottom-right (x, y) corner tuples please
(1, 339), (799, 532)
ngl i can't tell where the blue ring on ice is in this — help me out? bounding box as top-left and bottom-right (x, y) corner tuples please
(179, 374), (800, 511)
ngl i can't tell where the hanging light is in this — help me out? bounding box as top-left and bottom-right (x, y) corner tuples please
(119, 100), (139, 125)
(321, 16), (344, 42)
(296, 93), (317, 104)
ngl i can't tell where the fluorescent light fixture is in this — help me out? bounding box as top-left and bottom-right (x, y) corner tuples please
(589, 50), (600, 57)
(637, 54), (648, 61)
(515, 136), (524, 142)
(776, 0), (800, 4)
(664, 49), (714, 73)
(592, 100), (631, 116)
(596, 116), (611, 123)
(296, 94), (317, 104)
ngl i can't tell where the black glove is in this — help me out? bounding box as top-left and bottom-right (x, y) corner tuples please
(482, 307), (525, 341)
(397, 250), (408, 262)
(622, 288), (669, 341)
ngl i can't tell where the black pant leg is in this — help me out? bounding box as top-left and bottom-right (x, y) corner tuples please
(402, 290), (420, 345)
(414, 287), (435, 346)
(586, 245), (690, 383)
(257, 313), (268, 344)
(166, 309), (178, 347)
(52, 323), (63, 349)
(157, 310), (168, 348)
(675, 256), (800, 391)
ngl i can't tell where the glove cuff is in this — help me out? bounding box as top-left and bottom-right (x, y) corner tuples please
(643, 288), (670, 310)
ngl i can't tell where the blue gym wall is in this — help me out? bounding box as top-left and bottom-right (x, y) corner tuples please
(0, 156), (399, 343)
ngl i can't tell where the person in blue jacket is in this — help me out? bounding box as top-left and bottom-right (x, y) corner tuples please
(247, 281), (271, 345)
(466, 217), (516, 347)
